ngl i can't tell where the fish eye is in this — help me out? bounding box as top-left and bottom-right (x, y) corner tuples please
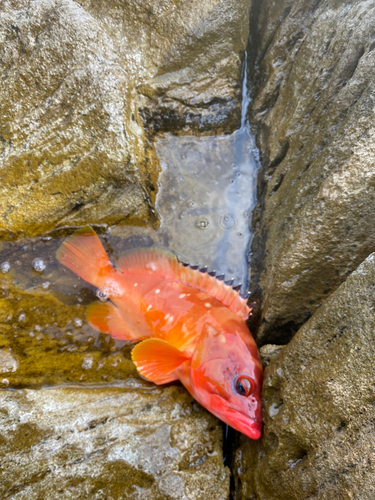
(233, 375), (255, 397)
(97, 290), (108, 302)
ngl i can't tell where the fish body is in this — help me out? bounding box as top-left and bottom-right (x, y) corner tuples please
(57, 227), (263, 439)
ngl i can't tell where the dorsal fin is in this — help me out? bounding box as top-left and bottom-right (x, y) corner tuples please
(117, 248), (251, 320)
(116, 248), (180, 278)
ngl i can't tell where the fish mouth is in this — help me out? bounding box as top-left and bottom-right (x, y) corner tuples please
(210, 395), (262, 440)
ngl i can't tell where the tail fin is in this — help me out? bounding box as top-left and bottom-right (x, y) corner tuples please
(56, 226), (114, 289)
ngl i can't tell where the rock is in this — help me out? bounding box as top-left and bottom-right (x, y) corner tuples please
(247, 0), (375, 344)
(0, 385), (229, 499)
(234, 252), (375, 499)
(0, 349), (19, 374)
(258, 344), (283, 370)
(0, 0), (158, 239)
(137, 0), (251, 135)
(0, 0), (250, 239)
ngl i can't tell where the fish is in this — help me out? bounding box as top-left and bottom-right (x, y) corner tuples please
(56, 227), (263, 439)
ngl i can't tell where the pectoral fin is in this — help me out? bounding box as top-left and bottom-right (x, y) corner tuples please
(131, 338), (190, 384)
(86, 301), (144, 342)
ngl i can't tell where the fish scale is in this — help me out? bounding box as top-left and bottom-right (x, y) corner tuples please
(116, 248), (251, 321)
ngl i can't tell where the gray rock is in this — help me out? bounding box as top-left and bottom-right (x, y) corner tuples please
(137, 0), (250, 135)
(234, 252), (375, 499)
(248, 0), (375, 344)
(0, 385), (229, 499)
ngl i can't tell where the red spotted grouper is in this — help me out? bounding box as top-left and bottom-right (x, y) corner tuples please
(57, 227), (263, 439)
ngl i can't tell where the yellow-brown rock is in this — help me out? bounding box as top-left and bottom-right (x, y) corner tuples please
(0, 0), (250, 239)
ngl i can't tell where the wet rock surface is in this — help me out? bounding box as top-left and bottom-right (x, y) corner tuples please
(234, 252), (375, 500)
(0, 385), (229, 499)
(137, 0), (250, 135)
(0, 0), (157, 238)
(0, 0), (249, 238)
(248, 0), (375, 344)
(0, 275), (140, 388)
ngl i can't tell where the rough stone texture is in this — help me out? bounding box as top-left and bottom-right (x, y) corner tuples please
(234, 252), (375, 500)
(248, 0), (375, 344)
(136, 0), (250, 135)
(0, 0), (250, 239)
(258, 344), (283, 370)
(0, 0), (158, 239)
(0, 385), (229, 499)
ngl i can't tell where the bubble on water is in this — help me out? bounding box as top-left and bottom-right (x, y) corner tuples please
(42, 281), (51, 290)
(0, 262), (10, 274)
(82, 357), (94, 370)
(219, 214), (236, 229)
(18, 313), (26, 323)
(32, 258), (46, 273)
(195, 219), (210, 230)
(74, 318), (83, 328)
(187, 201), (195, 208)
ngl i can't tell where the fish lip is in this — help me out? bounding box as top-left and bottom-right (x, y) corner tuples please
(226, 414), (262, 440)
(210, 395), (263, 440)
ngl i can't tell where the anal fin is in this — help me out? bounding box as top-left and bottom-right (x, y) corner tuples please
(86, 301), (143, 342)
(131, 338), (190, 384)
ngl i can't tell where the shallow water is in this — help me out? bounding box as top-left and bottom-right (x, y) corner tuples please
(0, 55), (259, 387)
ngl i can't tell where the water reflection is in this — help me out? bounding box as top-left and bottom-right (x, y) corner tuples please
(154, 126), (258, 293)
(152, 53), (259, 292)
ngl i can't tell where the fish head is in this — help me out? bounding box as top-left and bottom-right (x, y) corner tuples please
(189, 325), (263, 439)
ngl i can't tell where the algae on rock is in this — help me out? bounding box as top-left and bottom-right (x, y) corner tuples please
(0, 386), (229, 499)
(0, 275), (140, 387)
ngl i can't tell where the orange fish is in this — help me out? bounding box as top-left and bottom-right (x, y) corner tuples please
(57, 227), (263, 439)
